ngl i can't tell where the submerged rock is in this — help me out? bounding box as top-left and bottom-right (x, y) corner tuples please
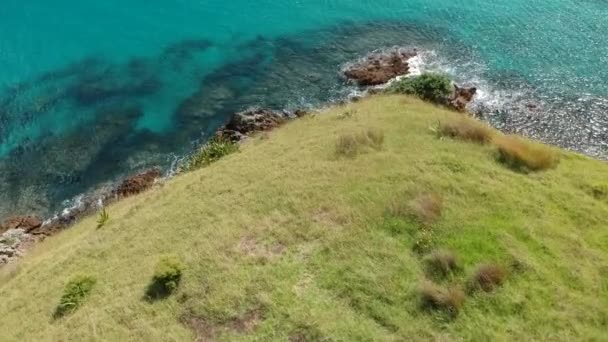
(343, 48), (417, 86)
(114, 168), (162, 197)
(448, 84), (477, 112)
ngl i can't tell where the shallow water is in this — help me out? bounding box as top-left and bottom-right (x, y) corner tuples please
(1, 1), (607, 217)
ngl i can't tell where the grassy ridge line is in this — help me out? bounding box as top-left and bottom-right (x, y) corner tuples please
(1, 95), (607, 341)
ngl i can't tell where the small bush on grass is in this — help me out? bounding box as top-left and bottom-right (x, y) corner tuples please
(145, 254), (186, 301)
(385, 73), (452, 104)
(438, 118), (493, 144)
(424, 249), (460, 279)
(335, 128), (385, 158)
(469, 264), (507, 293)
(419, 281), (465, 315)
(494, 135), (559, 172)
(54, 275), (97, 319)
(187, 137), (239, 171)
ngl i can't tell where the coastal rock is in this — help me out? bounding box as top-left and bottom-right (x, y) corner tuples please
(343, 48), (417, 86)
(448, 84), (477, 112)
(1, 216), (42, 234)
(223, 108), (287, 138)
(115, 168), (162, 197)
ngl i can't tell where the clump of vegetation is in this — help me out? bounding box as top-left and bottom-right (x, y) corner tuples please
(54, 275), (97, 319)
(335, 128), (385, 157)
(187, 137), (239, 171)
(469, 264), (507, 293)
(408, 193), (443, 225)
(96, 208), (109, 229)
(385, 73), (452, 104)
(424, 249), (460, 278)
(438, 118), (494, 144)
(494, 135), (559, 172)
(419, 281), (466, 315)
(145, 255), (186, 301)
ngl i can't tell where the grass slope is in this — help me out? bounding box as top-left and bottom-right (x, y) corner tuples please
(1, 96), (607, 341)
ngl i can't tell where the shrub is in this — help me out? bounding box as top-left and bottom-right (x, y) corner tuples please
(470, 264), (507, 292)
(96, 208), (109, 229)
(494, 135), (559, 172)
(335, 128), (385, 157)
(424, 249), (460, 278)
(187, 137), (239, 171)
(419, 281), (465, 314)
(438, 118), (493, 144)
(145, 255), (186, 301)
(54, 275), (97, 318)
(385, 73), (452, 104)
(408, 193), (443, 225)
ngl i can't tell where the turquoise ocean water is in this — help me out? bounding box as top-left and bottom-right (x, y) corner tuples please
(1, 1), (607, 217)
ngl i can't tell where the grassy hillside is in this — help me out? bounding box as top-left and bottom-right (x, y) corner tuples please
(1, 95), (607, 341)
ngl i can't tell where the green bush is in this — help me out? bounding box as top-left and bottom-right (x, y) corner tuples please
(145, 255), (186, 301)
(385, 73), (452, 104)
(54, 275), (97, 319)
(187, 137), (239, 171)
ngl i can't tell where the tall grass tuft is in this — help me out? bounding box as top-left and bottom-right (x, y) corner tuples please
(469, 264), (507, 293)
(438, 118), (494, 144)
(419, 281), (465, 315)
(408, 193), (443, 225)
(96, 208), (109, 229)
(424, 249), (460, 279)
(335, 128), (385, 158)
(187, 137), (239, 171)
(494, 135), (559, 172)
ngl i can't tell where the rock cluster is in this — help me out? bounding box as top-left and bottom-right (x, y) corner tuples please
(343, 48), (417, 86)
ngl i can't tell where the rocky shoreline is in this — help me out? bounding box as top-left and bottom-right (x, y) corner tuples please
(0, 47), (478, 266)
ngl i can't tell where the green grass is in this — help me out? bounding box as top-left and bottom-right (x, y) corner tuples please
(1, 95), (607, 341)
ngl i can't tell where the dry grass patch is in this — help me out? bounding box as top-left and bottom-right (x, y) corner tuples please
(419, 281), (466, 314)
(470, 264), (507, 293)
(494, 135), (559, 172)
(424, 249), (460, 278)
(335, 128), (385, 157)
(438, 118), (494, 144)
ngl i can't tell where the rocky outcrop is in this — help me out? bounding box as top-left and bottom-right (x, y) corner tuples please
(217, 108), (291, 142)
(343, 48), (417, 86)
(0, 216), (42, 234)
(0, 229), (37, 265)
(447, 84), (477, 112)
(114, 169), (162, 197)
